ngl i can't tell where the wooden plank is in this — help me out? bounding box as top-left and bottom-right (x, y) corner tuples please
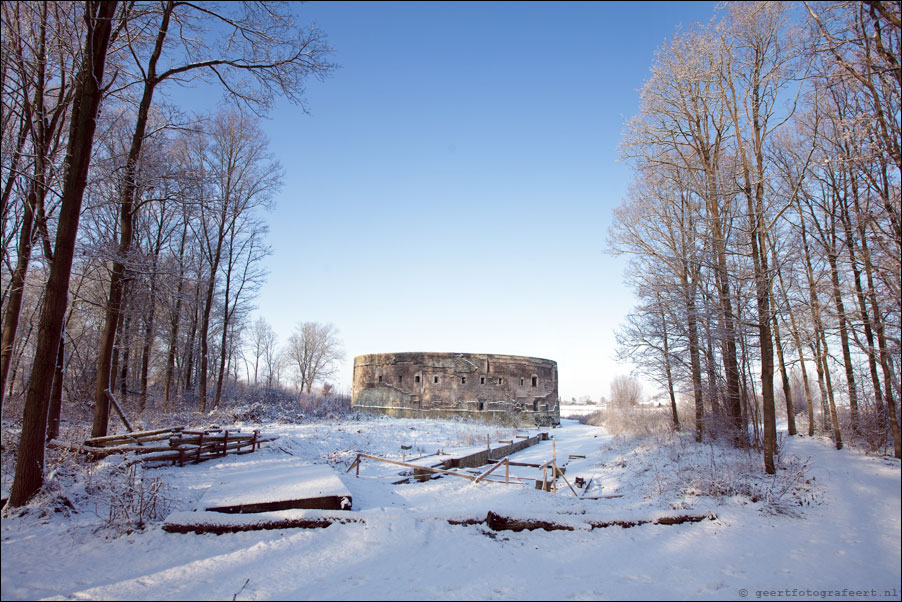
(473, 458), (508, 483)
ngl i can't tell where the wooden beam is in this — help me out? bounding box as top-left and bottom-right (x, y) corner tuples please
(105, 389), (133, 432)
(355, 453), (479, 482)
(474, 458), (508, 483)
(555, 462), (580, 496)
(84, 427), (183, 446)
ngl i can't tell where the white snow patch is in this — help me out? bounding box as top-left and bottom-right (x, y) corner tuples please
(1, 417), (899, 600)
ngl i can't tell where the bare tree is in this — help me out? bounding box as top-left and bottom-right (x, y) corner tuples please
(0, 1), (80, 408)
(717, 0), (808, 472)
(93, 1), (333, 435)
(195, 109), (278, 411)
(8, 0), (119, 507)
(286, 322), (344, 395)
(610, 375), (643, 408)
(248, 316), (276, 387)
(622, 25), (746, 443)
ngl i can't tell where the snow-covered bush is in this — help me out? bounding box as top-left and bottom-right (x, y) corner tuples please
(91, 462), (172, 536)
(578, 403), (685, 438)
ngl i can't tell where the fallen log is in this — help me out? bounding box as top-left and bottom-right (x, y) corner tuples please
(105, 390), (134, 433)
(486, 511), (575, 532)
(485, 511), (717, 532)
(84, 427), (184, 447)
(163, 514), (362, 535)
(83, 444), (181, 458)
(162, 509), (716, 535)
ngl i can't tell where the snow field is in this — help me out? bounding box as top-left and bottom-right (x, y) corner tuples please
(2, 415), (899, 600)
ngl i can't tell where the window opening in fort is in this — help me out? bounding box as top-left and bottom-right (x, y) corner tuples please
(480, 376), (485, 384)
(378, 375), (382, 383)
(520, 378), (524, 386)
(434, 376), (439, 384)
(415, 375), (420, 384)
(532, 376), (538, 387)
(399, 375), (403, 384)
(498, 378), (503, 385)
(461, 377), (467, 384)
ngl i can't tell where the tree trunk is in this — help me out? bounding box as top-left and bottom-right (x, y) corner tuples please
(856, 197), (902, 458)
(8, 0), (118, 507)
(0, 183), (37, 410)
(826, 230), (860, 435)
(684, 286), (705, 441)
(798, 197), (843, 448)
(198, 213), (226, 412)
(843, 197), (884, 410)
(183, 282), (200, 393)
(198, 270), (216, 412)
(93, 0), (173, 437)
(46, 332), (65, 441)
(658, 302), (680, 431)
(708, 198), (744, 442)
(119, 308), (131, 401)
(163, 215), (188, 406)
(0, 16), (51, 408)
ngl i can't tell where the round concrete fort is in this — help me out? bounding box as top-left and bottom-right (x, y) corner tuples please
(351, 352), (560, 427)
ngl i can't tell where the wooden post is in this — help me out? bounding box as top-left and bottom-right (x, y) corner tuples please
(347, 455), (361, 476)
(505, 458), (509, 484)
(196, 432), (204, 463)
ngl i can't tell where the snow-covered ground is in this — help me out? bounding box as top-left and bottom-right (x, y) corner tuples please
(2, 416), (899, 600)
(559, 404), (601, 418)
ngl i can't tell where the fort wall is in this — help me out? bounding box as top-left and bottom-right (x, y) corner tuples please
(351, 352), (560, 427)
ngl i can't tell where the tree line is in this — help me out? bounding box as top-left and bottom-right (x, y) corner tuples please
(1, 1), (334, 506)
(610, 1), (901, 470)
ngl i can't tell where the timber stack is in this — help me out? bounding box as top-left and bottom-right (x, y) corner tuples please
(70, 426), (275, 465)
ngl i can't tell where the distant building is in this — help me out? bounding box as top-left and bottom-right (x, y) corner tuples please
(351, 352), (560, 427)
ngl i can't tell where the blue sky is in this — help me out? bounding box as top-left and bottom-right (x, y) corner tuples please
(208, 1), (719, 399)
